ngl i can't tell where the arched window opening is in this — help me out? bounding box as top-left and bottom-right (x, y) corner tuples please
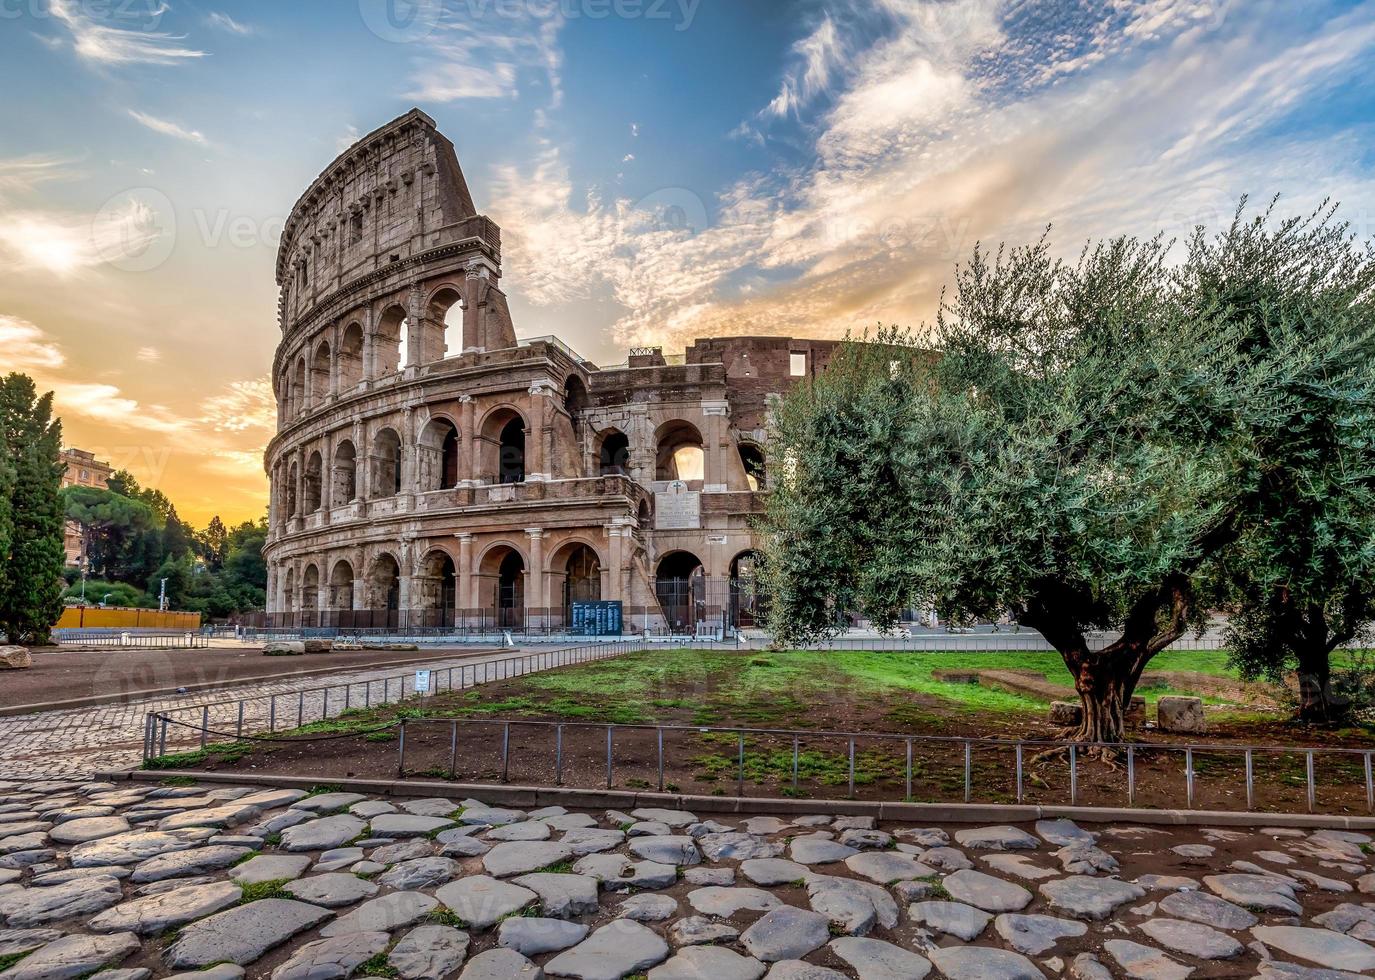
(304, 452), (323, 512)
(376, 306), (407, 376)
(332, 440), (357, 506)
(497, 550), (524, 627)
(292, 359), (306, 417)
(338, 322), (364, 389)
(422, 551), (457, 626)
(366, 554), (401, 615)
(499, 418), (525, 484)
(329, 560), (355, 610)
(286, 462), (299, 517)
(739, 443), (767, 491)
(310, 342), (331, 407)
(282, 566), (296, 612)
(564, 376), (588, 418)
(562, 545), (602, 616)
(417, 418), (460, 491)
(638, 498), (652, 528)
(599, 430), (630, 476)
(301, 564), (320, 611)
(655, 421), (704, 481)
(370, 428), (402, 498)
(730, 550), (767, 627)
(655, 551), (705, 632)
(430, 286), (464, 359)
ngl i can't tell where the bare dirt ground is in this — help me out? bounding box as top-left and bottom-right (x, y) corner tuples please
(1, 644), (496, 710)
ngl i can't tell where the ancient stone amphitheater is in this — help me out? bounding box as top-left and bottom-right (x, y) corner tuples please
(263, 109), (834, 633)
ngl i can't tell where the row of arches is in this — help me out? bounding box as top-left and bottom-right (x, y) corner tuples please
(277, 546), (763, 629)
(595, 421), (766, 489)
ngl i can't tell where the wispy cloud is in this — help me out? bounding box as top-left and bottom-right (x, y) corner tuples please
(0, 155), (77, 196)
(198, 378), (276, 433)
(49, 0), (206, 66)
(136, 346), (161, 363)
(128, 109), (209, 146)
(0, 198), (164, 277)
(0, 315), (66, 371)
(403, 3), (563, 106)
(206, 11), (253, 36)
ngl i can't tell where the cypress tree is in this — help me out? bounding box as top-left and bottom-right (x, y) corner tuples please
(0, 374), (65, 644)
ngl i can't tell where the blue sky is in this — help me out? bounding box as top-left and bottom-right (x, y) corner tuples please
(1, 0), (1373, 523)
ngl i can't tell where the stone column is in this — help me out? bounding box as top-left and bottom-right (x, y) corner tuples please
(608, 523), (625, 602)
(329, 323), (340, 400)
(398, 538), (413, 625)
(462, 265), (483, 352)
(352, 420), (367, 502)
(457, 533), (474, 626)
(400, 407), (415, 501)
(702, 401), (729, 492)
(459, 395), (475, 485)
(527, 382), (551, 481)
(526, 529), (544, 626)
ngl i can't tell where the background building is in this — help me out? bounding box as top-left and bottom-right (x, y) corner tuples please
(59, 448), (112, 567)
(263, 110), (834, 633)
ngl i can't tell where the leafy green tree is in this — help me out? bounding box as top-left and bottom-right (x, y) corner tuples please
(0, 374), (65, 644)
(198, 515), (229, 571)
(1185, 205), (1375, 722)
(221, 517), (268, 593)
(61, 485), (159, 583)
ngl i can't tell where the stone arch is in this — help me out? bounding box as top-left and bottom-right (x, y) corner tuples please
(328, 558), (356, 610)
(310, 340), (331, 407)
(417, 415), (460, 491)
(286, 460), (299, 517)
(655, 550), (705, 632)
(304, 451), (323, 512)
(548, 539), (602, 621)
(365, 551), (401, 612)
(477, 541), (526, 628)
(301, 562), (321, 611)
(739, 441), (767, 491)
(637, 497), (653, 528)
(292, 357), (307, 418)
(338, 321), (364, 389)
(479, 405), (527, 484)
(332, 439), (358, 505)
(729, 549), (766, 627)
(597, 428), (630, 476)
(655, 420), (704, 481)
(375, 303), (408, 376)
(370, 427), (402, 498)
(417, 546), (457, 626)
(426, 283), (465, 359)
(282, 564), (297, 613)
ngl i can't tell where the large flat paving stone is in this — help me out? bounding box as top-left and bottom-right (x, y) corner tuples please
(762, 961), (847, 979)
(47, 816), (130, 845)
(994, 913), (1087, 955)
(558, 830), (622, 856)
(498, 917), (587, 957)
(1157, 889), (1257, 930)
(1102, 940), (1191, 980)
(130, 844), (253, 883)
(844, 851), (934, 884)
(954, 826), (1040, 851)
(1039, 875), (1146, 920)
(1140, 917), (1243, 959)
(283, 872), (379, 908)
(511, 873), (600, 918)
(436, 876), (537, 930)
(788, 836), (857, 865)
(231, 854), (312, 885)
(740, 907), (830, 962)
(0, 875), (124, 926)
(627, 836), (701, 866)
(280, 815), (366, 852)
(377, 857), (460, 890)
(1253, 926), (1375, 972)
(697, 833), (782, 862)
(0, 932), (139, 980)
(319, 891), (439, 937)
(686, 886), (784, 917)
(648, 945), (766, 980)
(804, 875), (897, 935)
(271, 931), (390, 980)
(157, 804), (261, 832)
(828, 936), (932, 980)
(369, 814), (454, 838)
(544, 920), (669, 980)
(1205, 874), (1302, 914)
(290, 793), (367, 813)
(459, 948), (542, 979)
(482, 841), (574, 878)
(165, 899), (333, 968)
(927, 946), (1045, 980)
(0, 928), (62, 957)
(1036, 819), (1094, 846)
(389, 924), (470, 980)
(68, 832), (192, 867)
(88, 880), (242, 935)
(740, 859), (808, 886)
(944, 869), (1033, 911)
(908, 900), (991, 941)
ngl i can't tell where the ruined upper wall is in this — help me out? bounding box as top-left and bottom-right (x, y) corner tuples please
(275, 108), (495, 329)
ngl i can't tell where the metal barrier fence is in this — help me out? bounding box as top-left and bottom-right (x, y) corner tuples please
(54, 631), (209, 649)
(142, 639), (647, 760)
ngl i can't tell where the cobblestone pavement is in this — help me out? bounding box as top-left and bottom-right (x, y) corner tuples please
(1, 780), (1374, 978)
(0, 649), (575, 780)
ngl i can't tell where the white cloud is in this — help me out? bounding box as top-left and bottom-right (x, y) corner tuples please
(198, 378), (277, 433)
(136, 346), (161, 363)
(55, 383), (191, 434)
(206, 11), (253, 35)
(403, 3), (563, 105)
(0, 197), (164, 277)
(335, 125), (360, 153)
(0, 155), (76, 197)
(128, 110), (209, 146)
(0, 315), (66, 371)
(48, 0), (206, 66)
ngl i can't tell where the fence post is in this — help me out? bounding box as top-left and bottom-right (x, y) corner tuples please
(1366, 753), (1373, 815)
(606, 726), (613, 790)
(398, 719), (406, 775)
(1015, 743), (1023, 804)
(298, 692), (304, 727)
(501, 723), (511, 783)
(200, 706), (208, 748)
(269, 696), (276, 733)
(236, 702), (244, 739)
(963, 741), (972, 803)
(1306, 750), (1316, 813)
(1068, 744), (1077, 805)
(449, 720), (457, 779)
(555, 724), (563, 786)
(322, 688), (329, 721)
(848, 738), (855, 799)
(1245, 749), (1254, 810)
(792, 736), (799, 794)
(1127, 745), (1135, 806)
(905, 739), (913, 801)
(159, 716), (167, 757)
(1185, 746), (1194, 809)
(657, 728), (664, 792)
(738, 733), (746, 797)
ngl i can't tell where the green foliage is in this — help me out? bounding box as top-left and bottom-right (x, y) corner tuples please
(355, 953), (398, 978)
(239, 878), (292, 903)
(62, 579), (152, 608)
(760, 199), (1375, 741)
(0, 374), (65, 643)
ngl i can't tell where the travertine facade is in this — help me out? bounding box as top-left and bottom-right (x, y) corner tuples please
(60, 448), (113, 566)
(263, 110), (834, 632)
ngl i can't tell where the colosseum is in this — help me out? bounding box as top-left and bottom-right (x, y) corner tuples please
(263, 109), (836, 634)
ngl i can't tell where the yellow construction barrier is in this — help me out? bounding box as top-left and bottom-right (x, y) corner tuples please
(57, 606), (201, 630)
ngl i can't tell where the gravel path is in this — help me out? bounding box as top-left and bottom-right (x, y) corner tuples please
(0, 779), (1373, 978)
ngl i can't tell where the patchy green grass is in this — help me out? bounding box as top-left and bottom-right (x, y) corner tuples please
(427, 906), (468, 928)
(356, 953), (398, 978)
(239, 878), (292, 903)
(0, 951), (32, 973)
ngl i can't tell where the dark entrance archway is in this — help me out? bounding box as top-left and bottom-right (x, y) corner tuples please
(655, 551), (705, 633)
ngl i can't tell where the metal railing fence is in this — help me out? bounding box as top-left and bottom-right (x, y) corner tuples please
(53, 631), (209, 649)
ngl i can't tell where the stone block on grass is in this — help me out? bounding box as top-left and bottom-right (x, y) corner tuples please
(1157, 696), (1206, 733)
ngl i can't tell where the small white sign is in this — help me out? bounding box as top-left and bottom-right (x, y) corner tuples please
(414, 670), (431, 695)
